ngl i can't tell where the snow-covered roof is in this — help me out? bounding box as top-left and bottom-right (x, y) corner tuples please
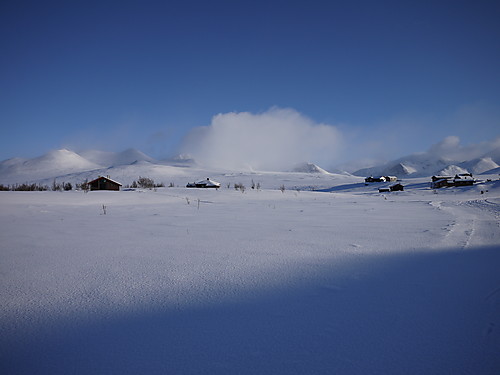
(187, 178), (221, 188)
(196, 178), (220, 187)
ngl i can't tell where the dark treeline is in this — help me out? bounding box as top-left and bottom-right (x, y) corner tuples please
(0, 180), (73, 191)
(126, 176), (164, 189)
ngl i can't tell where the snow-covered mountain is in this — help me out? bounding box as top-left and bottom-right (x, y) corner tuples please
(0, 148), (359, 189)
(353, 145), (500, 177)
(2, 142), (500, 186)
(291, 162), (331, 174)
(459, 157), (499, 175)
(354, 155), (451, 178)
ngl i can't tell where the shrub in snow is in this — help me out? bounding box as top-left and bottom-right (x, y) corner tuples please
(52, 179), (62, 191)
(137, 176), (155, 189)
(8, 183), (49, 191)
(78, 179), (89, 193)
(130, 177), (164, 189)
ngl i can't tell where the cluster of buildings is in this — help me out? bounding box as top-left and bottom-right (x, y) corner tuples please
(83, 173), (477, 193)
(364, 176), (398, 183)
(430, 174), (475, 189)
(364, 176), (404, 193)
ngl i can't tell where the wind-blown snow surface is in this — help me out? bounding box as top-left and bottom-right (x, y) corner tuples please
(1, 179), (500, 374)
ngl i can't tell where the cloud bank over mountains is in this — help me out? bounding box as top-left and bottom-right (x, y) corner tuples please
(1, 106), (499, 185)
(427, 135), (500, 162)
(180, 108), (343, 171)
(179, 107), (500, 173)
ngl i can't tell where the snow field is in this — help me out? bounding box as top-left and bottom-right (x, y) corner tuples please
(1, 182), (500, 374)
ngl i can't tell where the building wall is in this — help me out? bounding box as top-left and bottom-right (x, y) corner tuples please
(90, 178), (120, 191)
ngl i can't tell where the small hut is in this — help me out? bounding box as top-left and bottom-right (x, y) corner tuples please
(88, 176), (122, 191)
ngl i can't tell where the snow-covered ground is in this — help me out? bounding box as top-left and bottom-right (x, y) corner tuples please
(1, 175), (500, 374)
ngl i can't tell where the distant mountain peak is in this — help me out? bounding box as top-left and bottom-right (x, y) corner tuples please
(291, 162), (330, 174)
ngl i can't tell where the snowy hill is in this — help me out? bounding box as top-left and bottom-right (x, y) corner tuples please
(0, 149), (102, 184)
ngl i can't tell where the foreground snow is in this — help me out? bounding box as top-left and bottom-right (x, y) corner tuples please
(1, 178), (499, 374)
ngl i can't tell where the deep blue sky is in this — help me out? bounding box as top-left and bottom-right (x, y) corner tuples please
(1, 0), (499, 162)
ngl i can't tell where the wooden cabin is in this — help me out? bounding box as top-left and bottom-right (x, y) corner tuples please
(88, 176), (122, 191)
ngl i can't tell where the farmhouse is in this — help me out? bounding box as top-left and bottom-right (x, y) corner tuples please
(431, 174), (474, 188)
(186, 178), (221, 189)
(88, 176), (122, 191)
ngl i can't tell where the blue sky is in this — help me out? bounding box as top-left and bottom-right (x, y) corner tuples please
(1, 0), (499, 164)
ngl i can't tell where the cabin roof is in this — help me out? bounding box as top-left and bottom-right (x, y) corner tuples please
(88, 176), (122, 186)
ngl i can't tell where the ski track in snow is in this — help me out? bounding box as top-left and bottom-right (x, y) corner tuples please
(429, 196), (500, 250)
(1, 178), (500, 375)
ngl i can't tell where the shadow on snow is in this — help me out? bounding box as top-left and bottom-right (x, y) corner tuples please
(2, 245), (500, 375)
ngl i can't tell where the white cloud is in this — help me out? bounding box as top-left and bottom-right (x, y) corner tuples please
(181, 108), (343, 171)
(427, 135), (500, 161)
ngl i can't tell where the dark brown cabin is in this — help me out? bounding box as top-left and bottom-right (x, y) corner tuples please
(88, 176), (122, 191)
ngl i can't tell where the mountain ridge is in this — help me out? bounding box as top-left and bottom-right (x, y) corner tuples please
(353, 145), (500, 178)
